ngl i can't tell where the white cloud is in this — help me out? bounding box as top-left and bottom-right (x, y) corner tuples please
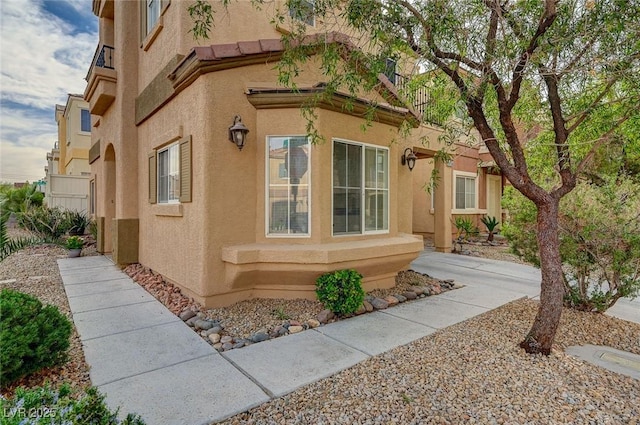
(0, 0), (97, 183)
(0, 0), (96, 108)
(0, 107), (57, 182)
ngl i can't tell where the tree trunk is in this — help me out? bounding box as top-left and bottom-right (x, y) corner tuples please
(520, 199), (566, 355)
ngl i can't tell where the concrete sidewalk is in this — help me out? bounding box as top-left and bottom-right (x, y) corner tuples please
(412, 250), (640, 324)
(58, 252), (638, 425)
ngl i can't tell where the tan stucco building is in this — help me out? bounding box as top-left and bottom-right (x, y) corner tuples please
(85, 0), (501, 308)
(44, 95), (91, 211)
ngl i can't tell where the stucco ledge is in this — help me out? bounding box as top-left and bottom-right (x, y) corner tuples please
(222, 234), (423, 265)
(218, 234), (424, 302)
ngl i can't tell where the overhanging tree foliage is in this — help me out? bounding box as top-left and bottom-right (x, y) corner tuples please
(283, 0), (640, 355)
(189, 0), (640, 355)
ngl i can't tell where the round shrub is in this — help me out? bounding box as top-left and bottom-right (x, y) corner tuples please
(0, 289), (72, 387)
(0, 384), (146, 424)
(315, 269), (365, 315)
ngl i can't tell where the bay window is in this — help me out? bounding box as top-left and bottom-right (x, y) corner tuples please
(333, 140), (388, 235)
(267, 136), (310, 236)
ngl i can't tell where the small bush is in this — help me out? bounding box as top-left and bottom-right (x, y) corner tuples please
(64, 210), (90, 236)
(502, 177), (640, 312)
(65, 236), (84, 250)
(0, 289), (72, 387)
(88, 219), (98, 239)
(0, 214), (41, 262)
(453, 217), (478, 241)
(0, 384), (146, 424)
(315, 269), (365, 315)
(480, 215), (500, 242)
(18, 206), (69, 241)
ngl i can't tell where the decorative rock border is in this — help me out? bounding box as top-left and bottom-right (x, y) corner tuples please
(177, 274), (459, 352)
(124, 264), (461, 353)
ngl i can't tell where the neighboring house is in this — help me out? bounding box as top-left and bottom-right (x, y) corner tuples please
(411, 140), (504, 242)
(43, 95), (91, 211)
(84, 0), (500, 308)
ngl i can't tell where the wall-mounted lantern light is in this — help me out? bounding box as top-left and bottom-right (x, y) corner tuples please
(228, 115), (249, 151)
(401, 148), (417, 171)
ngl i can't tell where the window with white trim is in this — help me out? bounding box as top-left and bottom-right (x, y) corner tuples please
(267, 136), (310, 235)
(333, 140), (388, 235)
(80, 109), (91, 132)
(146, 0), (161, 34)
(455, 173), (477, 210)
(157, 144), (180, 203)
(289, 0), (315, 26)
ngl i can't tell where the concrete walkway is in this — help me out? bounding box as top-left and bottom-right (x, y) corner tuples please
(57, 252), (639, 425)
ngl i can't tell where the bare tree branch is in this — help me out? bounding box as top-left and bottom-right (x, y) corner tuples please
(506, 3), (558, 112)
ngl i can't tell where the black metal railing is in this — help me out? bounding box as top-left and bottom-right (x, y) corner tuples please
(392, 73), (444, 127)
(86, 44), (115, 80)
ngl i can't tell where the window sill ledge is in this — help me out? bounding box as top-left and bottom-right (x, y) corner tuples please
(152, 203), (182, 217)
(452, 209), (486, 215)
(142, 15), (163, 51)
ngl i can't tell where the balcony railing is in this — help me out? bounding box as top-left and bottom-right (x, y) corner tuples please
(391, 73), (444, 127)
(86, 44), (114, 80)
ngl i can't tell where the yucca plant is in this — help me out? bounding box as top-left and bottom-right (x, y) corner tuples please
(453, 216), (475, 241)
(0, 214), (41, 261)
(65, 210), (90, 235)
(480, 215), (500, 242)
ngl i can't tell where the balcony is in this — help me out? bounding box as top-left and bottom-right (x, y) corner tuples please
(389, 72), (444, 127)
(93, 0), (114, 19)
(84, 44), (116, 116)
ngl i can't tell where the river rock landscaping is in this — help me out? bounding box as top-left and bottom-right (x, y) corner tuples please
(220, 299), (640, 425)
(3, 234), (639, 425)
(123, 263), (460, 352)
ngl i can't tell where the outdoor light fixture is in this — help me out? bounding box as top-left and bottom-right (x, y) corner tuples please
(401, 148), (417, 171)
(228, 115), (249, 151)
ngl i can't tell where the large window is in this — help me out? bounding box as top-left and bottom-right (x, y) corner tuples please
(80, 109), (91, 132)
(333, 140), (388, 235)
(157, 144), (180, 203)
(289, 0), (314, 26)
(455, 173), (477, 210)
(267, 136), (310, 236)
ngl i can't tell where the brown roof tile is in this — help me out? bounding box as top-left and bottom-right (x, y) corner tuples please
(210, 43), (243, 59)
(258, 39), (284, 52)
(237, 41), (263, 55)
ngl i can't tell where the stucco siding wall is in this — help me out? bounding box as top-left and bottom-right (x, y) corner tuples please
(136, 79), (212, 298)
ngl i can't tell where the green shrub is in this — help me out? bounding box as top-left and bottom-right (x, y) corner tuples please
(65, 236), (84, 250)
(315, 269), (365, 315)
(0, 182), (44, 221)
(502, 177), (640, 312)
(0, 289), (72, 387)
(0, 384), (145, 424)
(453, 216), (478, 241)
(18, 206), (69, 241)
(0, 214), (41, 262)
(88, 219), (98, 240)
(480, 215), (500, 242)
(64, 210), (90, 236)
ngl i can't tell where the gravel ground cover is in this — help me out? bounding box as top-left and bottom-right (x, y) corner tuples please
(0, 241), (93, 398)
(425, 235), (531, 265)
(3, 231), (639, 425)
(126, 264), (454, 346)
(220, 299), (640, 425)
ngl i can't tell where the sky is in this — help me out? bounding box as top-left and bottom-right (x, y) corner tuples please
(0, 0), (98, 184)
